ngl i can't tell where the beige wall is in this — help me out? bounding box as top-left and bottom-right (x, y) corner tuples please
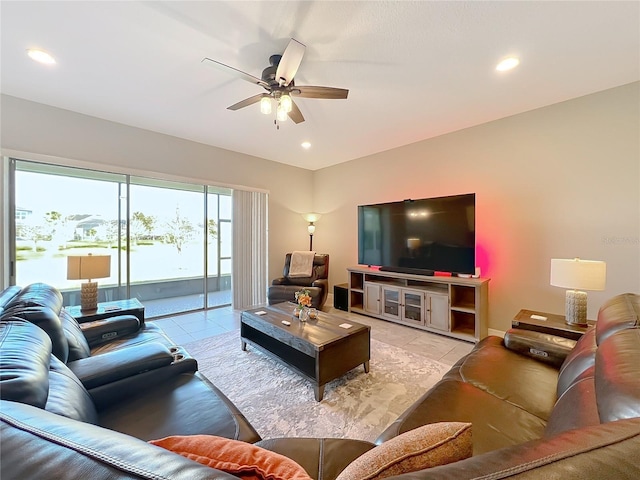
(2, 83), (639, 333)
(313, 82), (640, 332)
(0, 94), (315, 287)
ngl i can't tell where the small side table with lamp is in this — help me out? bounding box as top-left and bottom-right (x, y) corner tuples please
(66, 253), (111, 312)
(65, 253), (145, 325)
(549, 257), (607, 327)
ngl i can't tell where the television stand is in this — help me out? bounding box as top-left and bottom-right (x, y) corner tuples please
(347, 265), (489, 343)
(379, 266), (434, 276)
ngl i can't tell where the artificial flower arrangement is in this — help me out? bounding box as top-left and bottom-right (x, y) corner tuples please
(295, 288), (312, 307)
(294, 288), (312, 316)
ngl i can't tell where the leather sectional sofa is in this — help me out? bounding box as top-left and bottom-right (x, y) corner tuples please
(1, 284), (639, 479)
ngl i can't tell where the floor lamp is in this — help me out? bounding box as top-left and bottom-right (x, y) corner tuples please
(550, 258), (606, 326)
(67, 254), (111, 311)
(303, 213), (321, 251)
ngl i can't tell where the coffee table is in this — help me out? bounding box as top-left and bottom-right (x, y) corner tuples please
(241, 303), (371, 401)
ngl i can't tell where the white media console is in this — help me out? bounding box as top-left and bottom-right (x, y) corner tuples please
(347, 265), (489, 343)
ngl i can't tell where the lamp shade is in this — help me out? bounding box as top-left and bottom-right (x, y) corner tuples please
(67, 255), (111, 281)
(550, 258), (606, 291)
(302, 213), (321, 223)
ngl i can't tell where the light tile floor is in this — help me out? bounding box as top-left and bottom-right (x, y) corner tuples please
(151, 301), (475, 366)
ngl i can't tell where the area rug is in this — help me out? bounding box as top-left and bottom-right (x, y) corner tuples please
(184, 331), (449, 442)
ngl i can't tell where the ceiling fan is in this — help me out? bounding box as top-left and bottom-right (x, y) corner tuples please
(202, 39), (349, 126)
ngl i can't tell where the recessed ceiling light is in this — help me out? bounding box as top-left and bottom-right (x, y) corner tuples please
(301, 142), (311, 149)
(27, 49), (56, 65)
(496, 56), (519, 72)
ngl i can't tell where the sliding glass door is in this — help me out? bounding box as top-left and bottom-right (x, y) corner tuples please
(11, 161), (125, 303)
(10, 159), (232, 318)
(127, 177), (206, 316)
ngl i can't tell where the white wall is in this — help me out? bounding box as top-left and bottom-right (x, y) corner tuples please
(313, 82), (640, 331)
(0, 94), (315, 287)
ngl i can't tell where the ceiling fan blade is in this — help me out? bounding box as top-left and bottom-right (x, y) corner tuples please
(288, 100), (305, 124)
(275, 39), (306, 87)
(292, 86), (349, 99)
(202, 57), (270, 89)
(227, 93), (267, 111)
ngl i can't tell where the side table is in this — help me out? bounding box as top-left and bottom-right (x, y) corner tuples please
(65, 298), (145, 325)
(512, 309), (594, 341)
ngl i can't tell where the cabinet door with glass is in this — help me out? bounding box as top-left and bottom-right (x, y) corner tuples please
(381, 285), (401, 321)
(426, 293), (450, 331)
(401, 289), (426, 326)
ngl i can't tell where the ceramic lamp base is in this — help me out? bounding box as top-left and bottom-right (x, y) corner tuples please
(565, 289), (588, 327)
(80, 281), (99, 311)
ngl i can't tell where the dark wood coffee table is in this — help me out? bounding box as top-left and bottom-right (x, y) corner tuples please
(241, 303), (371, 401)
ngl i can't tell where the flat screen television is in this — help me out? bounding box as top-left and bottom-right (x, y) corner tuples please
(357, 193), (475, 275)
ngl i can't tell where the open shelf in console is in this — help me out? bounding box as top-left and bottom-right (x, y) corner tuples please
(450, 310), (476, 338)
(349, 271), (364, 291)
(450, 285), (476, 312)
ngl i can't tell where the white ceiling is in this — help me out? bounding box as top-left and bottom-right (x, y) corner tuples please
(1, 1), (639, 170)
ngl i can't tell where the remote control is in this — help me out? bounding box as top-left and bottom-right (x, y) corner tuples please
(281, 320), (291, 326)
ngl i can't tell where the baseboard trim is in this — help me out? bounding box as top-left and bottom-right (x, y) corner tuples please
(488, 328), (506, 338)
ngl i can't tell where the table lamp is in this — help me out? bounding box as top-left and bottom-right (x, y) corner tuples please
(67, 254), (111, 311)
(550, 258), (606, 326)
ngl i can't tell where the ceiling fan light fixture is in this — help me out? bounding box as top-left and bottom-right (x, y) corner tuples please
(276, 103), (288, 122)
(260, 96), (272, 114)
(280, 94), (292, 113)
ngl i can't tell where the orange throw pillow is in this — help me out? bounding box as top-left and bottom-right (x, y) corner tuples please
(150, 435), (312, 480)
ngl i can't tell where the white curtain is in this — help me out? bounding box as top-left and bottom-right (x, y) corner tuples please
(232, 189), (268, 309)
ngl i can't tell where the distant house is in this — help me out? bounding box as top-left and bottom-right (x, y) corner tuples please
(15, 206), (32, 221)
(71, 214), (106, 239)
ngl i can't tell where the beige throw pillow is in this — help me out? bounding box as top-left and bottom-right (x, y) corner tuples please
(336, 422), (472, 480)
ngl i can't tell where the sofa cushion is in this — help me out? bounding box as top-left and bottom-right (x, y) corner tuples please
(89, 322), (174, 356)
(59, 309), (92, 361)
(444, 336), (558, 421)
(150, 434), (313, 480)
(336, 422), (472, 480)
(4, 283), (63, 312)
(377, 378), (548, 455)
(557, 327), (597, 397)
(596, 293), (640, 344)
(545, 366), (600, 438)
(2, 305), (70, 363)
(0, 319), (51, 409)
(596, 327), (640, 423)
(0, 285), (22, 309)
(45, 355), (99, 424)
(98, 371), (261, 443)
(255, 438), (375, 480)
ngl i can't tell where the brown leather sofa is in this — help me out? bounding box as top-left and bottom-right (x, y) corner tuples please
(268, 253), (329, 308)
(1, 288), (639, 479)
(0, 283), (260, 443)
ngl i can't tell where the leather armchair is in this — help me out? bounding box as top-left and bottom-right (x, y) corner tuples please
(268, 253), (329, 309)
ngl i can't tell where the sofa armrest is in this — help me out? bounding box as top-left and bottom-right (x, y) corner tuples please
(80, 315), (140, 347)
(311, 278), (328, 289)
(67, 342), (174, 390)
(503, 329), (576, 368)
(271, 277), (288, 286)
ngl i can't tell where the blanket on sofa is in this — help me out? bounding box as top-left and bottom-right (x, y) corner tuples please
(288, 251), (316, 277)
